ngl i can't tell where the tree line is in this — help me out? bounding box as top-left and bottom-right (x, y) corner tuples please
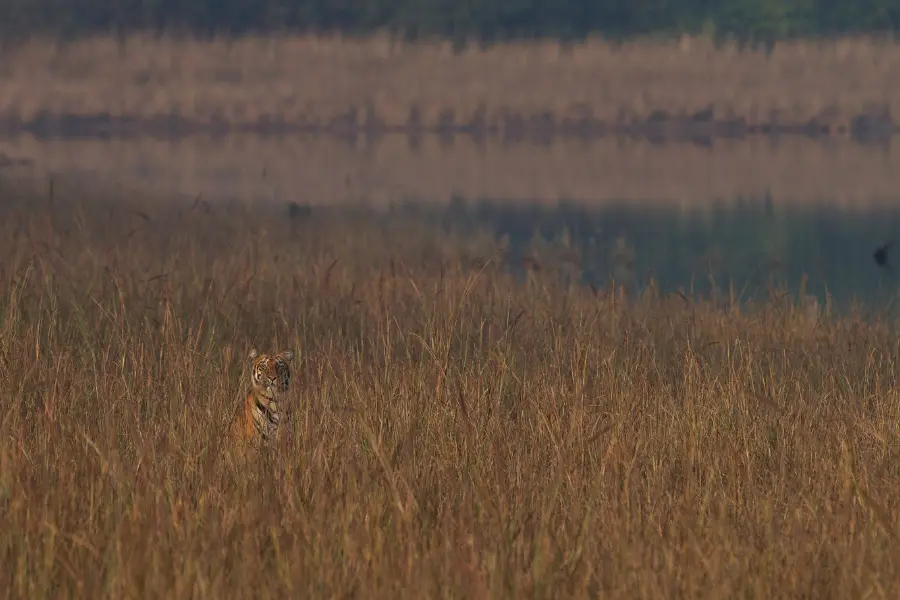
(1, 0), (899, 43)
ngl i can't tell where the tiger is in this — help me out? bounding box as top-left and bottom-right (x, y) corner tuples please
(228, 348), (295, 451)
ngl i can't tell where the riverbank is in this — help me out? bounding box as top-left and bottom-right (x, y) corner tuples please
(1, 34), (897, 140)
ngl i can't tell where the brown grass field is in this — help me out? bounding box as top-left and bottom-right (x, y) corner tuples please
(1, 34), (899, 135)
(3, 178), (900, 598)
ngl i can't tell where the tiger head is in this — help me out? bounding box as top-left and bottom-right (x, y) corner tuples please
(248, 348), (295, 406)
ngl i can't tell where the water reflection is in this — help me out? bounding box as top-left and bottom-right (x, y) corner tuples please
(2, 133), (900, 208)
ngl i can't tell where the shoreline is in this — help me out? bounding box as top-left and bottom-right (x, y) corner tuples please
(0, 110), (894, 142)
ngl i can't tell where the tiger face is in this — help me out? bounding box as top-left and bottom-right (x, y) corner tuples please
(249, 348), (294, 402)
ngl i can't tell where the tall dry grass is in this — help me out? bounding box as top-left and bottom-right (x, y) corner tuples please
(1, 34), (899, 132)
(2, 180), (900, 598)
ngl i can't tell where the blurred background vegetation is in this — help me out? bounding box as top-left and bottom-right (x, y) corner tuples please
(1, 0), (898, 45)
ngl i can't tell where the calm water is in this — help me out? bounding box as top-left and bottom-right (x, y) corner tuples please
(3, 132), (900, 311)
(434, 198), (900, 311)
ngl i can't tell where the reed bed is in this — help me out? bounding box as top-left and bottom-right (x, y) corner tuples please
(2, 180), (900, 598)
(1, 34), (899, 132)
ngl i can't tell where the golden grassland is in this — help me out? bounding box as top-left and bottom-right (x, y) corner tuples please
(4, 180), (900, 598)
(4, 133), (900, 209)
(1, 33), (899, 132)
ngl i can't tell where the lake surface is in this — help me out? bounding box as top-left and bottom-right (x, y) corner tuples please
(2, 132), (900, 311)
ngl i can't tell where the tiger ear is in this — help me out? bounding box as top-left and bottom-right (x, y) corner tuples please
(280, 350), (294, 362)
(248, 348), (260, 360)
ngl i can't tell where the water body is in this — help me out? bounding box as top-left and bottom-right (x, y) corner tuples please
(2, 131), (899, 311)
(433, 198), (900, 312)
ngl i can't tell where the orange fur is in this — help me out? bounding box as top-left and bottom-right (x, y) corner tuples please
(228, 348), (295, 451)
